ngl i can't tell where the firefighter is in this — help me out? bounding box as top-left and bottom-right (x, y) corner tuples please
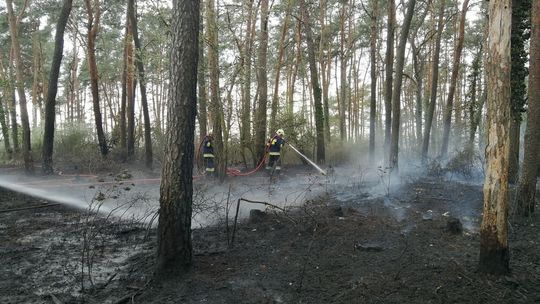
(202, 132), (215, 175)
(266, 129), (285, 171)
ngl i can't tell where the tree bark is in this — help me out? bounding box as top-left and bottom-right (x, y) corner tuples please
(198, 3), (208, 142)
(84, 0), (108, 156)
(479, 0), (511, 275)
(254, 0), (269, 163)
(389, 0), (416, 172)
(126, 22), (136, 158)
(508, 0), (531, 183)
(440, 0), (469, 158)
(0, 52), (13, 159)
(299, 0), (325, 163)
(206, 0), (226, 180)
(156, 0), (199, 277)
(516, 0), (540, 215)
(369, 0), (378, 162)
(383, 0), (395, 159)
(119, 10), (129, 159)
(339, 1), (348, 142)
(129, 0), (153, 169)
(42, 0), (73, 175)
(240, 0), (255, 165)
(467, 49), (483, 150)
(421, 0), (446, 162)
(6, 0), (33, 172)
(269, 0), (293, 134)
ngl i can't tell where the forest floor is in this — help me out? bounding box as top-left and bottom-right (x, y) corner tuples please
(0, 166), (539, 304)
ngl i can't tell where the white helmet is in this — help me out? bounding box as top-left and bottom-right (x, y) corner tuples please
(276, 129), (284, 136)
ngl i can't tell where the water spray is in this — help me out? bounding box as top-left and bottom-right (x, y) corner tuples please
(287, 143), (327, 175)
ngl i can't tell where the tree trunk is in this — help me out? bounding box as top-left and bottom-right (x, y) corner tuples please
(467, 49), (482, 150)
(126, 23), (136, 158)
(516, 0), (540, 215)
(269, 0), (293, 134)
(198, 4), (208, 142)
(440, 0), (469, 158)
(129, 0), (153, 169)
(254, 0), (269, 163)
(389, 0), (416, 172)
(206, 0), (226, 180)
(0, 52), (13, 159)
(299, 0), (325, 163)
(6, 0), (33, 172)
(42, 0), (73, 175)
(339, 1), (348, 142)
(119, 11), (129, 159)
(156, 0), (199, 276)
(240, 0), (255, 165)
(383, 0), (395, 159)
(369, 0), (378, 162)
(5, 56), (19, 153)
(84, 0), (108, 156)
(411, 41), (424, 148)
(0, 96), (12, 159)
(319, 0), (331, 142)
(508, 0), (531, 183)
(421, 0), (446, 162)
(479, 0), (511, 275)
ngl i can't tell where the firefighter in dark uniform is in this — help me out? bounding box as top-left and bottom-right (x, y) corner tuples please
(266, 129), (285, 171)
(202, 132), (215, 175)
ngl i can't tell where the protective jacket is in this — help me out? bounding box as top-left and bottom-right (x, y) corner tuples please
(268, 135), (284, 156)
(202, 136), (214, 158)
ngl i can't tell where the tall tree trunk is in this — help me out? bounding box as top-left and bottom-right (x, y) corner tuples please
(206, 0), (226, 180)
(0, 52), (13, 159)
(156, 0), (199, 276)
(240, 0), (255, 165)
(440, 0), (469, 158)
(0, 96), (12, 159)
(84, 0), (108, 156)
(119, 12), (129, 159)
(319, 0), (331, 142)
(254, 0), (269, 163)
(126, 23), (136, 158)
(369, 0), (378, 161)
(508, 0), (531, 183)
(6, 56), (19, 153)
(42, 0), (73, 175)
(129, 0), (153, 169)
(389, 0), (416, 172)
(411, 41), (424, 147)
(467, 49), (483, 150)
(421, 0), (446, 162)
(479, 0), (511, 275)
(383, 0), (395, 159)
(299, 0), (325, 163)
(339, 1), (348, 142)
(6, 0), (33, 172)
(516, 0), (540, 215)
(198, 3), (208, 142)
(269, 0), (293, 134)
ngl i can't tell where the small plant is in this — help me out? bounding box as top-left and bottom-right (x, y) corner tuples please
(445, 149), (475, 178)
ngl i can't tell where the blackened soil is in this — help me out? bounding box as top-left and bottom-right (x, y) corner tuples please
(0, 178), (539, 304)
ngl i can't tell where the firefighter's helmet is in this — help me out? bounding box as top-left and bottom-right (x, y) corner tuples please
(276, 129), (284, 136)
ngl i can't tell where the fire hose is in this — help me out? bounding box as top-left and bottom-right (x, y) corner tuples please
(196, 139), (326, 178)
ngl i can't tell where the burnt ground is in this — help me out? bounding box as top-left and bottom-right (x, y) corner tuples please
(0, 176), (539, 304)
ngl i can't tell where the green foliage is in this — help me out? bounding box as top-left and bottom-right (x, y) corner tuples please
(510, 0), (531, 120)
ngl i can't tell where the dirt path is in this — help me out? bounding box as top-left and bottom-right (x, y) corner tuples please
(0, 177), (539, 303)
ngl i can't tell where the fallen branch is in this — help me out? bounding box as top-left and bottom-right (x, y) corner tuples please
(230, 197), (290, 247)
(0, 203), (61, 213)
